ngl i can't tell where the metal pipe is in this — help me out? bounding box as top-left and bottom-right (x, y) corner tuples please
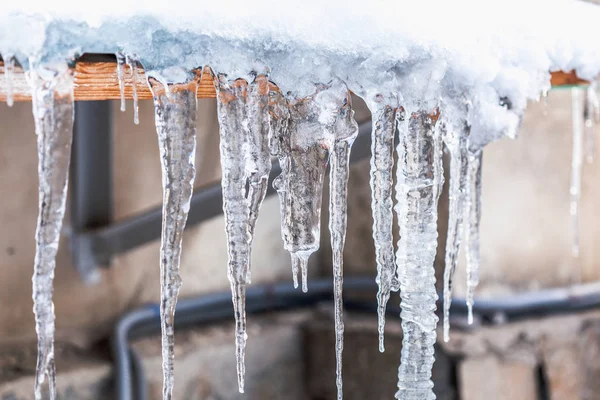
(73, 120), (373, 272)
(70, 100), (114, 282)
(112, 278), (378, 400)
(113, 277), (600, 400)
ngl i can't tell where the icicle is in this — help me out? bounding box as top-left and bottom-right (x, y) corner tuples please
(366, 97), (399, 352)
(269, 83), (354, 398)
(244, 77), (272, 285)
(29, 63), (74, 400)
(441, 118), (469, 342)
(149, 78), (198, 400)
(328, 89), (359, 400)
(4, 54), (15, 107)
(270, 88), (332, 293)
(541, 88), (549, 116)
(585, 82), (598, 163)
(570, 87), (584, 259)
(116, 52), (126, 112)
(465, 149), (482, 325)
(126, 55), (140, 124)
(268, 90), (307, 288)
(395, 109), (442, 400)
(214, 74), (271, 393)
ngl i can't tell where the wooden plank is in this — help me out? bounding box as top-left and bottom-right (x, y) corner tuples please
(0, 60), (592, 102)
(550, 70), (589, 87)
(0, 61), (216, 102)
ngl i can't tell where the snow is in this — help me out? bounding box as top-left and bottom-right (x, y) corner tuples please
(1, 0), (599, 137)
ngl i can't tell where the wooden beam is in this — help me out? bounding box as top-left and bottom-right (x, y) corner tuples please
(0, 60), (591, 103)
(0, 61), (216, 102)
(550, 70), (589, 87)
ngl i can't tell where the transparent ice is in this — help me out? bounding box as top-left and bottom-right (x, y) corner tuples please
(215, 74), (271, 393)
(441, 115), (469, 342)
(395, 110), (443, 400)
(29, 63), (74, 400)
(585, 82), (599, 163)
(116, 51), (126, 112)
(149, 78), (198, 400)
(570, 87), (584, 260)
(126, 54), (140, 125)
(4, 53), (14, 106)
(367, 97), (400, 352)
(465, 149), (483, 324)
(271, 87), (333, 292)
(328, 87), (358, 400)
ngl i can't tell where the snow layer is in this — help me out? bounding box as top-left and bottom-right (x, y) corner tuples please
(1, 0), (600, 142)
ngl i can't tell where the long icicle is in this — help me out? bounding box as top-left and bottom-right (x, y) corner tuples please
(442, 119), (469, 342)
(367, 98), (399, 352)
(149, 78), (198, 400)
(570, 87), (584, 260)
(244, 76), (272, 284)
(329, 90), (359, 400)
(215, 74), (271, 393)
(29, 63), (74, 400)
(395, 109), (442, 400)
(465, 148), (483, 324)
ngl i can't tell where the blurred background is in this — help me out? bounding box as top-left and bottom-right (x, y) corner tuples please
(0, 87), (598, 399)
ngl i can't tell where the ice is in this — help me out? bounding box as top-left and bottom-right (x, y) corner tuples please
(214, 73), (271, 393)
(585, 82), (599, 163)
(441, 113), (469, 342)
(570, 87), (584, 259)
(125, 54), (140, 124)
(270, 82), (356, 398)
(29, 62), (74, 400)
(465, 149), (483, 324)
(328, 87), (358, 400)
(3, 53), (14, 106)
(270, 87), (336, 292)
(149, 77), (198, 400)
(395, 109), (443, 400)
(116, 51), (126, 112)
(367, 96), (400, 352)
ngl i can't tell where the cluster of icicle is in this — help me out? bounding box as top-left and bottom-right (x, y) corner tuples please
(215, 75), (358, 399)
(8, 52), (598, 400)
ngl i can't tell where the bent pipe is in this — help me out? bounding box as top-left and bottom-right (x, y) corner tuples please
(112, 277), (600, 400)
(113, 278), (377, 400)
